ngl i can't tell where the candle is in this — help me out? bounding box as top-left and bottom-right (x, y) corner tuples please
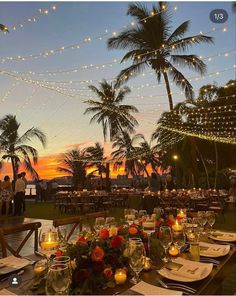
(114, 269), (127, 285)
(172, 220), (183, 232)
(187, 232), (196, 241)
(34, 265), (46, 275)
(177, 209), (187, 219)
(169, 245), (179, 256)
(41, 241), (58, 250)
(143, 257), (151, 271)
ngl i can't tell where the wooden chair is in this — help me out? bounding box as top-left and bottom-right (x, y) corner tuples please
(0, 222), (41, 258)
(53, 216), (82, 241)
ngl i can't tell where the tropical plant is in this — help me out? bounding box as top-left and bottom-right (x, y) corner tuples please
(233, 2), (236, 12)
(84, 79), (138, 141)
(86, 142), (106, 187)
(57, 148), (88, 190)
(0, 114), (46, 180)
(107, 2), (213, 110)
(84, 78), (139, 191)
(111, 131), (143, 178)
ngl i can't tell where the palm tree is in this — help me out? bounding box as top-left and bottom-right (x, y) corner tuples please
(111, 131), (142, 178)
(107, 2), (213, 110)
(86, 142), (106, 188)
(84, 78), (139, 191)
(137, 135), (162, 176)
(233, 2), (236, 12)
(84, 79), (138, 141)
(0, 114), (46, 180)
(57, 148), (88, 190)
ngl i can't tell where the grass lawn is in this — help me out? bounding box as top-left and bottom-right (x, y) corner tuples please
(24, 201), (124, 220)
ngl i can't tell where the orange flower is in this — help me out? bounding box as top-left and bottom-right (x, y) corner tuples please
(129, 226), (138, 235)
(91, 245), (105, 261)
(99, 228), (109, 239)
(142, 231), (148, 238)
(103, 267), (113, 278)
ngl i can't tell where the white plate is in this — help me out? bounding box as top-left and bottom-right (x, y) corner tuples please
(0, 256), (30, 275)
(199, 242), (230, 257)
(158, 257), (213, 283)
(209, 231), (236, 242)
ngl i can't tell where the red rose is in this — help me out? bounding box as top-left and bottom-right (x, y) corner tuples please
(55, 249), (63, 257)
(155, 220), (162, 227)
(77, 236), (87, 244)
(111, 235), (124, 248)
(103, 267), (113, 278)
(99, 228), (109, 239)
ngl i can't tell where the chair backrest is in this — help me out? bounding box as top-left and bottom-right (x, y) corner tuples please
(53, 216), (82, 241)
(0, 222), (42, 258)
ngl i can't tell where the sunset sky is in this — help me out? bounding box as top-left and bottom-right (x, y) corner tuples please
(0, 1), (235, 180)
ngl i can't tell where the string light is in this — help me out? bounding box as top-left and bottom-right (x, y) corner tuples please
(0, 18), (234, 65)
(0, 81), (19, 105)
(14, 49), (236, 77)
(2, 4), (58, 34)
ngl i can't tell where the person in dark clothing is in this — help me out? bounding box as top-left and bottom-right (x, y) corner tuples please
(21, 172), (27, 212)
(14, 173), (26, 216)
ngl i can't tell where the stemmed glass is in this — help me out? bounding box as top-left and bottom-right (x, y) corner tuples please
(142, 215), (156, 257)
(53, 256), (72, 275)
(198, 211), (207, 234)
(172, 229), (186, 254)
(206, 211), (215, 234)
(124, 209), (136, 225)
(139, 210), (147, 218)
(128, 239), (145, 284)
(105, 216), (116, 227)
(159, 226), (172, 262)
(94, 217), (105, 233)
(46, 263), (71, 295)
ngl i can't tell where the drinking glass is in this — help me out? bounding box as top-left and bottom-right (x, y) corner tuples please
(142, 216), (156, 256)
(53, 256), (72, 275)
(198, 211), (207, 234)
(206, 211), (216, 234)
(105, 216), (116, 227)
(128, 240), (145, 284)
(94, 217), (105, 232)
(46, 263), (71, 295)
(159, 226), (172, 262)
(124, 209), (136, 225)
(139, 210), (147, 218)
(172, 230), (186, 254)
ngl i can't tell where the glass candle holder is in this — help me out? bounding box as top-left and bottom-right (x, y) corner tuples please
(114, 268), (127, 285)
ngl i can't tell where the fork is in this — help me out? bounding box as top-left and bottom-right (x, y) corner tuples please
(156, 277), (196, 294)
(200, 257), (220, 265)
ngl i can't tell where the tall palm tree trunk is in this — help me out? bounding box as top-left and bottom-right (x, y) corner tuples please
(162, 71), (174, 111)
(190, 138), (199, 188)
(11, 157), (17, 181)
(196, 146), (210, 189)
(214, 142), (218, 189)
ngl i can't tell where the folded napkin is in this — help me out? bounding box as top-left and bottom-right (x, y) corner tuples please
(0, 289), (16, 295)
(170, 264), (207, 280)
(131, 281), (182, 295)
(212, 231), (236, 241)
(199, 242), (228, 256)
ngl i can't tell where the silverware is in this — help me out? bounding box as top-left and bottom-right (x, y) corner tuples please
(200, 257), (220, 265)
(156, 277), (196, 294)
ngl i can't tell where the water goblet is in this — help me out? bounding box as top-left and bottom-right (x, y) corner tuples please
(159, 226), (172, 262)
(128, 239), (145, 284)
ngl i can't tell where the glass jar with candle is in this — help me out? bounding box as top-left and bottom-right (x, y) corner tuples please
(114, 268), (127, 285)
(39, 229), (59, 253)
(34, 259), (48, 276)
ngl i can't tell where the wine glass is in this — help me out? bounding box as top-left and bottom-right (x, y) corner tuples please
(172, 230), (186, 254)
(53, 256), (72, 275)
(198, 211), (207, 234)
(206, 211), (216, 234)
(46, 263), (71, 295)
(159, 226), (172, 262)
(128, 239), (145, 284)
(105, 216), (116, 227)
(142, 216), (156, 256)
(94, 217), (105, 232)
(139, 210), (147, 218)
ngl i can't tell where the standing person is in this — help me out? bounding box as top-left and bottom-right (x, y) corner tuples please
(40, 180), (47, 202)
(14, 173), (26, 216)
(1, 176), (13, 216)
(21, 172), (27, 213)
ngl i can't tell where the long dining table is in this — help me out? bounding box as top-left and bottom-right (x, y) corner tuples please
(0, 240), (235, 295)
